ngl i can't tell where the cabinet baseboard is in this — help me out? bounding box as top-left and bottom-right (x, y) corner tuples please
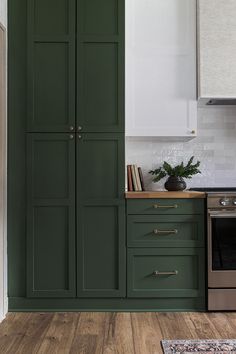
(8, 297), (206, 312)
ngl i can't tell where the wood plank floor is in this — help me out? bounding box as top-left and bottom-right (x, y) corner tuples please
(0, 312), (236, 353)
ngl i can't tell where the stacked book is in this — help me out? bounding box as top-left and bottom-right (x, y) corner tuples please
(127, 165), (145, 191)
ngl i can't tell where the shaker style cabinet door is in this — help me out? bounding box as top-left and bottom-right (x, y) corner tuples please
(26, 134), (76, 297)
(76, 133), (125, 297)
(27, 0), (76, 132)
(76, 0), (124, 132)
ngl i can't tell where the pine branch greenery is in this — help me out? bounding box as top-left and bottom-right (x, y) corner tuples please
(149, 156), (201, 183)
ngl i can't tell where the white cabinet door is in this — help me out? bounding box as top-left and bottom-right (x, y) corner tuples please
(126, 0), (197, 137)
(198, 0), (236, 101)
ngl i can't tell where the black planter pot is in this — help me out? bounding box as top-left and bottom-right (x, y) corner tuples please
(164, 176), (187, 191)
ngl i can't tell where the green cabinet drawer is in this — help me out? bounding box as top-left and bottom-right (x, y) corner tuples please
(127, 199), (204, 215)
(127, 248), (205, 298)
(127, 215), (204, 248)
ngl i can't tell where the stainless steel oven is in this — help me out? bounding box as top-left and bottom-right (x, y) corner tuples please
(189, 188), (236, 310)
(207, 192), (236, 310)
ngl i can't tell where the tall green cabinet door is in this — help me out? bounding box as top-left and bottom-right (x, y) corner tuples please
(76, 133), (126, 297)
(27, 133), (76, 298)
(27, 0), (76, 132)
(77, 0), (124, 132)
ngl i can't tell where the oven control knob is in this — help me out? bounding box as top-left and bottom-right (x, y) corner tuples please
(220, 198), (231, 206)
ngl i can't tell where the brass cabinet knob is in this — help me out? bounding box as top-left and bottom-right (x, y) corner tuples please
(191, 129), (196, 134)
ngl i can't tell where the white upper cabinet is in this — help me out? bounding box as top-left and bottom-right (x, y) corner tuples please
(198, 0), (236, 104)
(125, 0), (197, 137)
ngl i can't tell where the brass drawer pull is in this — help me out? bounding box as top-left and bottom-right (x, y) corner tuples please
(153, 229), (178, 235)
(153, 204), (178, 209)
(152, 270), (178, 276)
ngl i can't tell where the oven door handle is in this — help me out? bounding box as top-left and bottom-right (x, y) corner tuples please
(209, 211), (236, 218)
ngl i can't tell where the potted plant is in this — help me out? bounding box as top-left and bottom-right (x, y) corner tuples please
(149, 156), (201, 191)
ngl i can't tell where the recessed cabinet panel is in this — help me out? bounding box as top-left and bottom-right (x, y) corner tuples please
(78, 43), (121, 131)
(28, 134), (73, 199)
(27, 133), (75, 298)
(29, 43), (73, 131)
(127, 199), (204, 215)
(32, 206), (70, 291)
(33, 0), (69, 35)
(77, 134), (124, 199)
(77, 204), (125, 297)
(127, 215), (205, 248)
(31, 139), (69, 199)
(82, 206), (118, 290)
(127, 248), (205, 298)
(79, 0), (118, 35)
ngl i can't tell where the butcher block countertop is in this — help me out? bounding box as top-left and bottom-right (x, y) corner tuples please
(125, 190), (206, 199)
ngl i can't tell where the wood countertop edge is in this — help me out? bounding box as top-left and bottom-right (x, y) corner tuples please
(125, 191), (206, 199)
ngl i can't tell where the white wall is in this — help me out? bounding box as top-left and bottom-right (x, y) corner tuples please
(0, 0), (7, 27)
(0, 0), (7, 320)
(126, 106), (236, 190)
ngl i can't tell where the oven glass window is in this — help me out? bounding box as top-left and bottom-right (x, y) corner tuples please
(212, 218), (236, 270)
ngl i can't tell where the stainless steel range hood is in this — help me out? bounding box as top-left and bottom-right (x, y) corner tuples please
(198, 0), (236, 105)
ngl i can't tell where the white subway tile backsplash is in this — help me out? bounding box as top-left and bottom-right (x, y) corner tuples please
(215, 163), (235, 171)
(126, 107), (236, 190)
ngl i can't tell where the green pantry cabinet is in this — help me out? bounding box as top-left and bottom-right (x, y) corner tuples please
(8, 0), (206, 311)
(8, 0), (126, 310)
